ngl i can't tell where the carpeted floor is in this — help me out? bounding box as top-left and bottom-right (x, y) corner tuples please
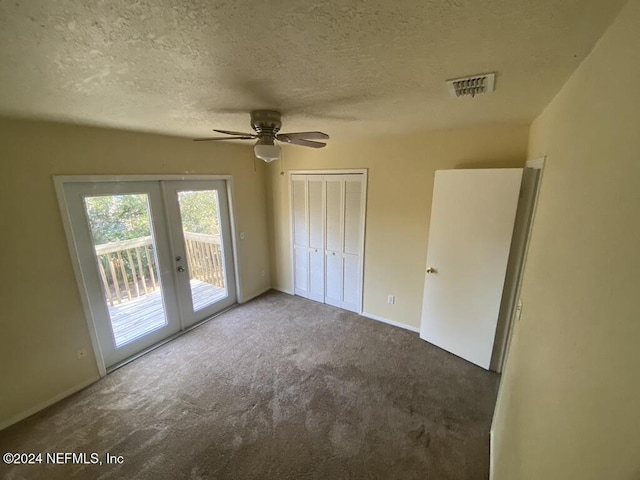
(0, 291), (499, 480)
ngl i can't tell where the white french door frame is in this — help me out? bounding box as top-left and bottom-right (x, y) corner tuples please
(54, 175), (243, 377)
(288, 169), (368, 314)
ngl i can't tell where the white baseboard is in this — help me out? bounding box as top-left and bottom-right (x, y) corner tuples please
(240, 286), (272, 304)
(272, 287), (294, 295)
(361, 312), (420, 333)
(489, 428), (495, 480)
(0, 375), (100, 431)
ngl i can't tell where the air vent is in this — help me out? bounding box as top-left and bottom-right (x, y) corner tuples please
(447, 73), (495, 98)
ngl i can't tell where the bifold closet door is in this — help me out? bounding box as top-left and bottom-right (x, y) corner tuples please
(292, 176), (309, 298)
(342, 176), (364, 311)
(292, 175), (326, 302)
(292, 173), (364, 313)
(325, 175), (364, 312)
(307, 176), (325, 302)
(325, 177), (343, 307)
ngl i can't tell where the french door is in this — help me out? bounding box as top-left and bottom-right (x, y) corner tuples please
(61, 179), (236, 369)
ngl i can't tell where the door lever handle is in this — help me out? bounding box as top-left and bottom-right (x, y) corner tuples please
(177, 266), (185, 272)
(426, 267), (437, 274)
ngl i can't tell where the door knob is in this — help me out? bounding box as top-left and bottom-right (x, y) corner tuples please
(426, 267), (437, 274)
(177, 266), (185, 272)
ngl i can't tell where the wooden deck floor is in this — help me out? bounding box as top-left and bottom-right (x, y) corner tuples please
(109, 279), (226, 347)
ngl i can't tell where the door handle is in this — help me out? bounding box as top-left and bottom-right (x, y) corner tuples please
(177, 266), (185, 272)
(426, 267), (437, 274)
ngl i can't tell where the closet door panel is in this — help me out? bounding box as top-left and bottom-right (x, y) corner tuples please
(292, 176), (309, 297)
(325, 179), (343, 253)
(325, 252), (342, 306)
(308, 179), (324, 249)
(344, 177), (363, 255)
(307, 177), (325, 302)
(292, 177), (308, 247)
(343, 254), (361, 311)
(309, 250), (325, 302)
(294, 246), (309, 297)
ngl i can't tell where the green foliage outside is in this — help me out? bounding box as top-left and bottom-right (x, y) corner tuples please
(84, 191), (220, 245)
(177, 191), (220, 236)
(85, 194), (151, 245)
(85, 192), (221, 291)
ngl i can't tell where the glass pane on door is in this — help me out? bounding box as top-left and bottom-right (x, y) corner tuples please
(84, 194), (168, 347)
(177, 190), (228, 312)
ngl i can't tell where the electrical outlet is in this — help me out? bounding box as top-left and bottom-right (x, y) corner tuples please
(77, 348), (87, 360)
(387, 295), (395, 305)
(261, 270), (266, 278)
(240, 232), (245, 240)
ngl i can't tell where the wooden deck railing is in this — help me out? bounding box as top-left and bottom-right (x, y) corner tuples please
(94, 232), (224, 306)
(183, 232), (225, 289)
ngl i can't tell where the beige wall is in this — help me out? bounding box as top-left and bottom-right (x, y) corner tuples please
(0, 119), (271, 427)
(492, 1), (640, 478)
(267, 125), (529, 329)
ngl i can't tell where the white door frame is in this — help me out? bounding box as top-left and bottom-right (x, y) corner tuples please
(492, 157), (546, 372)
(288, 169), (368, 313)
(53, 175), (242, 377)
(490, 157), (546, 478)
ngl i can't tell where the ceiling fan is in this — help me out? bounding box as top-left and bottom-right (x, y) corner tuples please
(194, 110), (329, 162)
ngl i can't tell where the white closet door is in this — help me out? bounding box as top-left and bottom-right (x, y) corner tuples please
(342, 176), (364, 312)
(307, 176), (325, 302)
(292, 175), (309, 298)
(292, 173), (365, 313)
(325, 177), (344, 307)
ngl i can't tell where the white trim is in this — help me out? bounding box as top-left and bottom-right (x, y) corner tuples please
(53, 177), (108, 377)
(490, 429), (495, 479)
(490, 155), (547, 480)
(226, 176), (244, 303)
(239, 286), (272, 303)
(0, 375), (100, 431)
(358, 171), (368, 314)
(54, 174), (233, 183)
(525, 156), (546, 169)
(288, 169), (367, 176)
(361, 311), (420, 333)
(273, 287), (294, 295)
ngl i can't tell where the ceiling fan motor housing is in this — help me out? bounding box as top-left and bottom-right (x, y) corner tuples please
(251, 110), (282, 137)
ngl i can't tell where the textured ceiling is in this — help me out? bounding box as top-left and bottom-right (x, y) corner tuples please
(0, 0), (628, 140)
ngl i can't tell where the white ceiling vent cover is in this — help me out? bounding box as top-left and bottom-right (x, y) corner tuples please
(447, 73), (496, 98)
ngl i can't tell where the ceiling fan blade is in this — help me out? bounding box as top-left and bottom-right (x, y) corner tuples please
(194, 136), (255, 142)
(213, 129), (256, 137)
(283, 138), (327, 149)
(278, 131), (329, 141)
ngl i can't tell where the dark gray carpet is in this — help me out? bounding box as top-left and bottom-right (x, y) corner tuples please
(0, 291), (499, 480)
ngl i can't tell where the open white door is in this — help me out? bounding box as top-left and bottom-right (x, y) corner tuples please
(420, 169), (522, 369)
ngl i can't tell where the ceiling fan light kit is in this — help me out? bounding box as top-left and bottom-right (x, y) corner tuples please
(194, 110), (329, 163)
(254, 137), (281, 163)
